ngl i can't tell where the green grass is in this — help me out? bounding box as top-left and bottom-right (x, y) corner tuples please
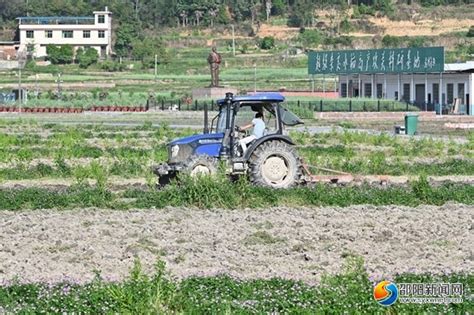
(0, 257), (471, 314)
(0, 176), (472, 210)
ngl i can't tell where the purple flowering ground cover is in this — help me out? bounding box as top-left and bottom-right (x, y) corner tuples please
(0, 259), (472, 314)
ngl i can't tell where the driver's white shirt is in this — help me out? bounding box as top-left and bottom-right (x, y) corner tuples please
(252, 118), (265, 138)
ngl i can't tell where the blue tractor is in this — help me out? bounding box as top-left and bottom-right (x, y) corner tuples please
(153, 92), (305, 188)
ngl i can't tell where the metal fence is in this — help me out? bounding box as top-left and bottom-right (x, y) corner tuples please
(148, 98), (421, 113)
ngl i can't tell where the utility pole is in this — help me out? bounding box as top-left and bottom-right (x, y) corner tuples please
(154, 54), (158, 81)
(17, 51), (26, 113)
(18, 65), (22, 112)
(56, 73), (63, 101)
(254, 63), (257, 93)
(231, 24), (235, 57)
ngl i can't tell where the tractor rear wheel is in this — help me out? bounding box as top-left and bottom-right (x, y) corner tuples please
(249, 141), (301, 188)
(183, 155), (218, 177)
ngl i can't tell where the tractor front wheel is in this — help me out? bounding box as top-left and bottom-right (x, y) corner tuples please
(249, 141), (301, 188)
(184, 155), (219, 177)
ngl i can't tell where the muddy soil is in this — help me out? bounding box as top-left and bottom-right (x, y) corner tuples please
(0, 204), (472, 285)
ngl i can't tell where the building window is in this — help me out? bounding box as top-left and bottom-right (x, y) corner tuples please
(26, 30), (34, 38)
(98, 30), (105, 38)
(341, 83), (347, 98)
(433, 83), (439, 104)
(403, 84), (410, 102)
(376, 83), (383, 98)
(45, 30), (53, 38)
(62, 30), (73, 38)
(83, 30), (91, 38)
(98, 15), (105, 23)
(364, 83), (372, 98)
(458, 83), (465, 104)
(447, 83), (454, 105)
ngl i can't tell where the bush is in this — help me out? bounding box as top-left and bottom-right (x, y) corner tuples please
(46, 45), (73, 64)
(340, 18), (352, 34)
(324, 35), (353, 47)
(260, 36), (275, 50)
(132, 37), (169, 69)
(358, 4), (375, 16)
(407, 37), (426, 48)
(287, 13), (304, 27)
(467, 25), (474, 38)
(76, 47), (99, 69)
(101, 60), (125, 72)
(298, 29), (322, 48)
(381, 35), (401, 48)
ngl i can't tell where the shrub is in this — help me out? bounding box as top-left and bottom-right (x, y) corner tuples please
(260, 36), (275, 50)
(407, 37), (426, 48)
(298, 29), (322, 48)
(358, 4), (375, 16)
(46, 45), (74, 64)
(132, 37), (169, 69)
(324, 35), (353, 47)
(467, 25), (474, 38)
(381, 35), (401, 48)
(100, 60), (125, 72)
(76, 47), (99, 68)
(340, 18), (352, 34)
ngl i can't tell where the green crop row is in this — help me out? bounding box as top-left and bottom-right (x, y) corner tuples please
(1, 257), (471, 314)
(0, 156), (472, 182)
(292, 130), (474, 156)
(0, 176), (472, 210)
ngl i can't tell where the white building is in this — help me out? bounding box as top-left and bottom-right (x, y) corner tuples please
(338, 61), (474, 114)
(17, 7), (112, 58)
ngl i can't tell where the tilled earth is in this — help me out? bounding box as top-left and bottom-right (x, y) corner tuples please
(0, 204), (472, 285)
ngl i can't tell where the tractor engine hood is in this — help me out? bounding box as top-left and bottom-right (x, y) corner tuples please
(167, 133), (224, 164)
(170, 133), (224, 146)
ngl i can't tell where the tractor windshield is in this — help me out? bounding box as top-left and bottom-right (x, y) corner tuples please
(262, 104), (304, 126)
(215, 106), (227, 133)
(279, 105), (304, 126)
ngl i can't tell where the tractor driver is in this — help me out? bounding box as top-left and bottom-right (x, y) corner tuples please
(237, 112), (265, 152)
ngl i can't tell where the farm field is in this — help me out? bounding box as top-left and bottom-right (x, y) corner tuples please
(0, 113), (472, 313)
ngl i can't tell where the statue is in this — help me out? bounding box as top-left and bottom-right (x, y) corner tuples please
(207, 47), (222, 87)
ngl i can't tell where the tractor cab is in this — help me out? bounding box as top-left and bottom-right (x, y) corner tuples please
(212, 93), (303, 158)
(154, 92), (305, 188)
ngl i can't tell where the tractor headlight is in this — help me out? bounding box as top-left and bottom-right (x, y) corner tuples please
(171, 145), (180, 158)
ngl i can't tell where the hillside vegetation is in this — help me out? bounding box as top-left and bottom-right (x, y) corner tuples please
(1, 1), (473, 58)
(0, 1), (473, 98)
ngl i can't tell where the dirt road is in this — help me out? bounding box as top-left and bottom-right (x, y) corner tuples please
(0, 204), (472, 285)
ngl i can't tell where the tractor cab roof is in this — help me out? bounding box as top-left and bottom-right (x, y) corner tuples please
(216, 92), (304, 126)
(216, 92), (285, 105)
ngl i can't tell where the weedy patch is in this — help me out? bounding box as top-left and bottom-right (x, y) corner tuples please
(243, 231), (286, 246)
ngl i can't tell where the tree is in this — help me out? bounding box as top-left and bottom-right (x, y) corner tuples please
(76, 47), (99, 68)
(298, 29), (322, 49)
(287, 0), (315, 27)
(265, 0), (272, 22)
(46, 44), (73, 64)
(132, 37), (169, 68)
(271, 0), (285, 16)
(114, 22), (140, 58)
(260, 36), (275, 49)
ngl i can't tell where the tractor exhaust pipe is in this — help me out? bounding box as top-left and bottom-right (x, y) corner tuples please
(203, 101), (209, 134)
